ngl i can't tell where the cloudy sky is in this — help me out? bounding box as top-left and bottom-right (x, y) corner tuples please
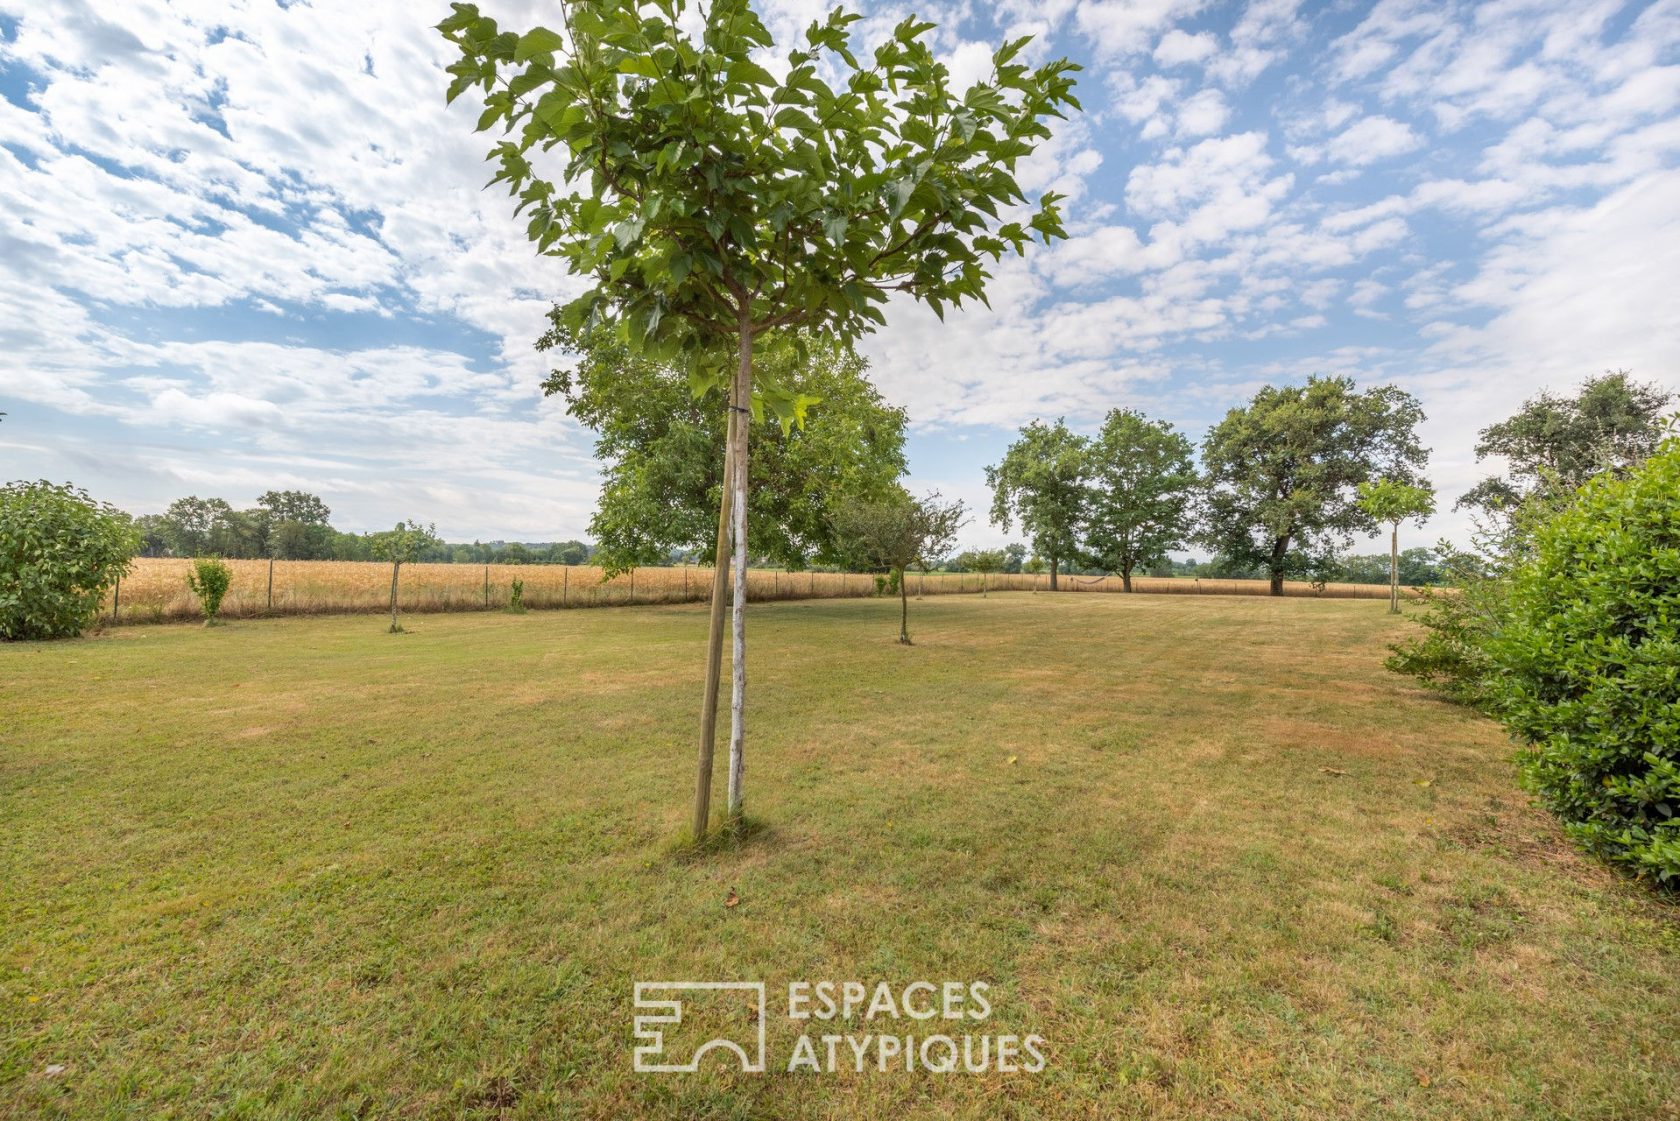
(2, 0), (1677, 552)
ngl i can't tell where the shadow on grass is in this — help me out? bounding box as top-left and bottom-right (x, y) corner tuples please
(664, 814), (776, 863)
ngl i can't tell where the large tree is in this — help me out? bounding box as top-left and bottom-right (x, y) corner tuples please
(1201, 376), (1428, 596)
(541, 326), (906, 573)
(986, 419), (1089, 591)
(1457, 370), (1673, 516)
(1082, 408), (1196, 593)
(833, 490), (966, 644)
(441, 0), (1081, 838)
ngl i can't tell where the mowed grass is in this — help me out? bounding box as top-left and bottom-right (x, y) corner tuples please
(1, 595), (1676, 1120)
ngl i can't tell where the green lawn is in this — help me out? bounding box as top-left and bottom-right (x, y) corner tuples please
(2, 594), (1676, 1119)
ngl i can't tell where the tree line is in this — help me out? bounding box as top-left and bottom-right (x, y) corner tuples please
(130, 490), (592, 566)
(987, 374), (1435, 597)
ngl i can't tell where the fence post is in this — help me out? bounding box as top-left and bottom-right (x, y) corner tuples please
(629, 568), (635, 603)
(112, 570), (120, 624)
(563, 565), (569, 607)
(684, 564), (689, 597)
(483, 564), (490, 609)
(267, 557), (274, 613)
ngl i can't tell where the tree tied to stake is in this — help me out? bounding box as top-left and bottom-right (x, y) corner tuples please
(439, 0), (1081, 839)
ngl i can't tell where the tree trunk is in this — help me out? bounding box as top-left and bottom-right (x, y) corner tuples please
(898, 567), (911, 644)
(727, 321), (752, 824)
(1268, 535), (1290, 596)
(388, 562), (401, 631)
(692, 401), (737, 842)
(1122, 562), (1133, 594)
(1049, 556), (1059, 591)
(1389, 523), (1400, 614)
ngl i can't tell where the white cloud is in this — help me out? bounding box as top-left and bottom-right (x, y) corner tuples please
(1326, 114), (1424, 165)
(1154, 29), (1216, 66)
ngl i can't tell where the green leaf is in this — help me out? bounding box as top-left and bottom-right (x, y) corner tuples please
(514, 27), (566, 62)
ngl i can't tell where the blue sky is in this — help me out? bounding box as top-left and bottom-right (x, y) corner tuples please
(1, 0), (1677, 552)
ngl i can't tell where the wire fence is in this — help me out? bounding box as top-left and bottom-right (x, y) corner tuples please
(101, 557), (1426, 625)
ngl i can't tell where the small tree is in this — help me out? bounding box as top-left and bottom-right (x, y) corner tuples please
(1084, 409), (1196, 593)
(834, 491), (966, 644)
(185, 558), (233, 625)
(965, 548), (1005, 596)
(1356, 479), (1436, 613)
(0, 480), (138, 640)
(440, 0), (1081, 838)
(987, 419), (1090, 590)
(371, 521), (440, 633)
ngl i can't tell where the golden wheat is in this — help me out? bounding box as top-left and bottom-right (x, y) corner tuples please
(101, 558), (1409, 623)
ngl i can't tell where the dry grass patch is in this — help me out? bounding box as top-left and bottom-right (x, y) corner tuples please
(1, 594), (1675, 1120)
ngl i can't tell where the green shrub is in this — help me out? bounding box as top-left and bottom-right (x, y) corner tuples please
(0, 480), (138, 640)
(1384, 580), (1501, 708)
(186, 557), (233, 625)
(508, 578), (526, 613)
(1489, 440), (1680, 888)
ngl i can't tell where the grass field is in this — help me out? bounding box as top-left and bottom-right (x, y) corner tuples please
(103, 557), (1412, 624)
(2, 595), (1675, 1119)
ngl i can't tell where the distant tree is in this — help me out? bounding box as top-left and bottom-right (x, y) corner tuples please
(834, 491), (966, 644)
(1357, 478), (1437, 613)
(0, 481), (138, 640)
(1083, 409), (1196, 592)
(987, 420), (1090, 591)
(1458, 371), (1673, 517)
(542, 326), (906, 573)
(258, 490), (333, 559)
(1201, 376), (1428, 595)
(163, 496), (235, 557)
(501, 541), (532, 565)
(1022, 555), (1047, 575)
(1002, 543), (1027, 574)
(964, 548), (1006, 596)
(133, 514), (172, 557)
(370, 521), (440, 633)
(185, 557), (233, 625)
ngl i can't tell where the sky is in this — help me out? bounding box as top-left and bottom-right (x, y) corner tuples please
(1, 0), (1677, 555)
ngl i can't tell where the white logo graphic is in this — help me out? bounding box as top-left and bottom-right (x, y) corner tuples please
(632, 981), (767, 1073)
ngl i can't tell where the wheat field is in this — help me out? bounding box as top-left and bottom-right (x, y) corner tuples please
(99, 558), (1416, 624)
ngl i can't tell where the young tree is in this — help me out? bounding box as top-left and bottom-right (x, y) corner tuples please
(441, 0), (1081, 838)
(370, 521), (440, 633)
(986, 419), (1090, 590)
(1201, 376), (1428, 595)
(0, 481), (138, 640)
(186, 557), (233, 626)
(1083, 409), (1196, 592)
(834, 491), (966, 644)
(963, 548), (1005, 596)
(1357, 478), (1436, 613)
(542, 326), (907, 573)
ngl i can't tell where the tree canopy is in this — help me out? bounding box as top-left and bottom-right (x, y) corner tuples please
(1082, 408), (1196, 592)
(1458, 370), (1673, 516)
(1201, 376), (1428, 595)
(540, 326), (906, 574)
(986, 419), (1090, 590)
